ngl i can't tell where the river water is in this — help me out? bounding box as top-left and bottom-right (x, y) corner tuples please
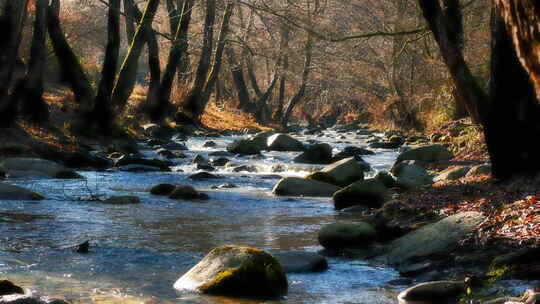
(0, 129), (405, 303)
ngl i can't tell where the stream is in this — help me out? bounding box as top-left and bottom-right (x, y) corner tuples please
(0, 128), (406, 303)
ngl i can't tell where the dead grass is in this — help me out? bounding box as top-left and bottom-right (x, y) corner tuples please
(201, 101), (274, 131)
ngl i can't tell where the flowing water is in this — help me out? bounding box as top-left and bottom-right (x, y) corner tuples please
(0, 129), (407, 303)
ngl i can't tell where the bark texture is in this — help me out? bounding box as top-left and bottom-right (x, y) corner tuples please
(485, 3), (540, 178)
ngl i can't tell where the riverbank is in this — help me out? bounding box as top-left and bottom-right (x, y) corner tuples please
(0, 92), (539, 303)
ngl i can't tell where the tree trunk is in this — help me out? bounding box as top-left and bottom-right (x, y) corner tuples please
(124, 0), (161, 117)
(199, 1), (234, 109)
(179, 0), (216, 122)
(226, 46), (255, 112)
(123, 0), (136, 42)
(85, 0), (121, 134)
(254, 68), (278, 124)
(0, 0), (27, 98)
(148, 0), (194, 122)
(18, 0), (49, 123)
(442, 0), (467, 120)
(111, 0), (159, 110)
(417, 0), (486, 124)
(0, 0), (28, 127)
(484, 4), (540, 179)
(495, 0), (540, 102)
(47, 0), (94, 111)
(273, 24), (290, 122)
(281, 31), (313, 127)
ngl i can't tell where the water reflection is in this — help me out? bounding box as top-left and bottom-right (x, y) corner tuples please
(0, 130), (402, 303)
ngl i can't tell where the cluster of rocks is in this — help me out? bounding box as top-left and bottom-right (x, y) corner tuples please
(0, 123), (510, 303)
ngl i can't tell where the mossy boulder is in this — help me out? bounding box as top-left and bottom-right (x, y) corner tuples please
(318, 222), (377, 250)
(320, 157), (366, 187)
(273, 177), (340, 197)
(150, 183), (176, 196)
(173, 245), (288, 298)
(0, 183), (44, 200)
(293, 143), (333, 164)
(226, 139), (261, 155)
(305, 171), (338, 185)
(333, 179), (389, 210)
(396, 144), (453, 163)
(267, 134), (305, 152)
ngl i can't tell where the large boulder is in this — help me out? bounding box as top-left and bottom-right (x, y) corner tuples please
(465, 163), (492, 177)
(142, 123), (175, 139)
(369, 141), (401, 149)
(319, 157), (366, 187)
(396, 144), (453, 163)
(391, 161), (433, 188)
(0, 158), (82, 179)
(333, 179), (389, 210)
(318, 222), (377, 250)
(332, 146), (375, 163)
(397, 281), (465, 302)
(248, 131), (276, 150)
(273, 177), (340, 197)
(293, 143), (333, 164)
(0, 183), (44, 200)
(226, 139), (261, 155)
(267, 134), (305, 152)
(272, 251), (328, 273)
(173, 245), (288, 297)
(169, 185), (208, 200)
(433, 166), (471, 183)
(150, 183), (175, 195)
(62, 151), (112, 169)
(114, 155), (171, 171)
(378, 212), (486, 265)
(189, 172), (220, 180)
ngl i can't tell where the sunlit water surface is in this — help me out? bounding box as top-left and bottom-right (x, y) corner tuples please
(0, 130), (406, 303)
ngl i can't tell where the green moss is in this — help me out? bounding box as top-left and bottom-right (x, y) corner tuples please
(305, 171), (338, 185)
(199, 246), (287, 298)
(486, 265), (512, 284)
